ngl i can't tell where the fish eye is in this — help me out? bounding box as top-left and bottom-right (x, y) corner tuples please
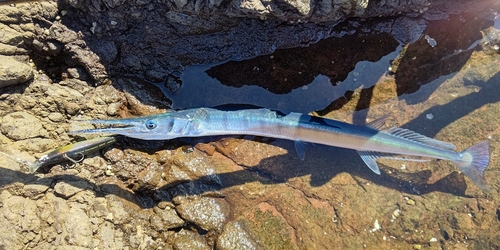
(145, 120), (157, 129)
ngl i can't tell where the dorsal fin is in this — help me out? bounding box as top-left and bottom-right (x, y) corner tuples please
(385, 127), (456, 150)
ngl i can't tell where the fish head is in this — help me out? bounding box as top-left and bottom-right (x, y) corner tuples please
(69, 113), (185, 140)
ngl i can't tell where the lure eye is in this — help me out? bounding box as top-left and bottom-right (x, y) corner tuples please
(145, 120), (157, 129)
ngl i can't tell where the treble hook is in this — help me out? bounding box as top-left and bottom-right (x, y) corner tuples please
(63, 152), (85, 164)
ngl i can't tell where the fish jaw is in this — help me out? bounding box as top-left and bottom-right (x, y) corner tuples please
(69, 117), (164, 140)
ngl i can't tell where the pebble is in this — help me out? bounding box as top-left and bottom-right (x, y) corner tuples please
(369, 219), (381, 233)
(391, 209), (401, 221)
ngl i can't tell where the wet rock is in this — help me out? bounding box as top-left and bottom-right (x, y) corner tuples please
(170, 148), (222, 182)
(90, 39), (117, 65)
(171, 229), (211, 250)
(1, 111), (47, 140)
(161, 164), (193, 188)
(165, 0), (430, 22)
(237, 201), (298, 249)
(56, 0), (465, 85)
(0, 55), (33, 88)
(0, 0), (499, 249)
(217, 221), (260, 250)
(175, 196), (230, 231)
(151, 206), (185, 230)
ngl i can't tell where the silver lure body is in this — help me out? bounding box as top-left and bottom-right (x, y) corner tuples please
(71, 108), (490, 191)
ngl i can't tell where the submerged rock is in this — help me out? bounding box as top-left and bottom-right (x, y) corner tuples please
(217, 221), (261, 250)
(151, 205), (185, 230)
(171, 229), (211, 250)
(175, 196), (230, 231)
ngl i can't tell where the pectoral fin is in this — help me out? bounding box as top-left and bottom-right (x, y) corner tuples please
(357, 151), (381, 174)
(294, 140), (306, 160)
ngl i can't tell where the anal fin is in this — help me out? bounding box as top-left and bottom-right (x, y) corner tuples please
(357, 151), (381, 175)
(294, 140), (306, 160)
(357, 150), (430, 175)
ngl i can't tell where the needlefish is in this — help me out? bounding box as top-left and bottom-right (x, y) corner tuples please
(70, 108), (491, 191)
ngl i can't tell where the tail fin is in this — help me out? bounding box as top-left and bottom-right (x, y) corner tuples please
(453, 140), (490, 192)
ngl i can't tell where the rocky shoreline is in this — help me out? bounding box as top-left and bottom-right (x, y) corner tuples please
(1, 0), (499, 249)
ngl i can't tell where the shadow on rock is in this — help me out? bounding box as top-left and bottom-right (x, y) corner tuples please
(402, 71), (500, 137)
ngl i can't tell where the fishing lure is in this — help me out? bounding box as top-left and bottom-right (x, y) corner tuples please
(22, 136), (117, 173)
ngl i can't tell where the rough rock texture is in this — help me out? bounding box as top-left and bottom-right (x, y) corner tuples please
(0, 0), (479, 88)
(0, 55), (33, 88)
(0, 0), (499, 249)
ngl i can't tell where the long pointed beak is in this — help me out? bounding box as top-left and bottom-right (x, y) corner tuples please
(69, 118), (144, 136)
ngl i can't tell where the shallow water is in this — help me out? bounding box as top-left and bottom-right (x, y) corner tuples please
(133, 9), (499, 201)
(1, 2), (499, 249)
(158, 10), (499, 122)
(156, 11), (500, 131)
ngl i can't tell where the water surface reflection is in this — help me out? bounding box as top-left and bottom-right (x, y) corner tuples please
(156, 11), (496, 118)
